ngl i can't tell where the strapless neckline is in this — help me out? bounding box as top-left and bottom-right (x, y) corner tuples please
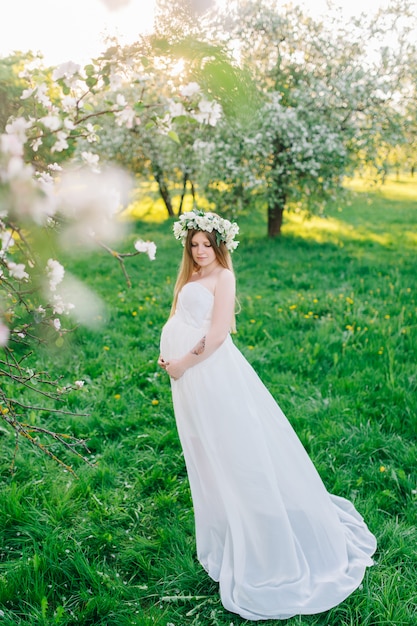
(183, 281), (214, 298)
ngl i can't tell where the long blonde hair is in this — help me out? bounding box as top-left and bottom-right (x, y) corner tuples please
(170, 228), (237, 329)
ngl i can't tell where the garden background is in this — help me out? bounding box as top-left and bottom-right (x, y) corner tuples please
(1, 0), (417, 624)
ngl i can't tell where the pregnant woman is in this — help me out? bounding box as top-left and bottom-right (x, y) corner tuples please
(158, 210), (376, 621)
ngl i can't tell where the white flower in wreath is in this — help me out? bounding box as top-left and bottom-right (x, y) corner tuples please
(173, 210), (239, 252)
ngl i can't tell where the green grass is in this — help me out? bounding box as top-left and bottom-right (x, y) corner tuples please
(1, 176), (417, 625)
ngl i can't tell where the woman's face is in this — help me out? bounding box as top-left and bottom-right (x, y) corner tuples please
(191, 231), (217, 269)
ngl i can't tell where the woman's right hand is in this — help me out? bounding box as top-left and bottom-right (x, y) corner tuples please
(158, 355), (168, 370)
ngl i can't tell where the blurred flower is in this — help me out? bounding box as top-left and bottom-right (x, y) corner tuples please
(180, 82), (201, 98)
(5, 117), (33, 143)
(52, 61), (81, 81)
(33, 83), (52, 107)
(193, 99), (222, 126)
(56, 165), (132, 247)
(52, 274), (104, 328)
(50, 293), (75, 315)
(81, 151), (100, 172)
(52, 131), (69, 152)
(169, 101), (187, 118)
(114, 106), (138, 129)
(61, 95), (77, 112)
(46, 259), (65, 292)
(39, 115), (61, 131)
(0, 321), (10, 347)
(7, 262), (29, 280)
(53, 318), (61, 331)
(1, 231), (15, 253)
(74, 380), (84, 389)
(1, 133), (24, 157)
(99, 0), (131, 10)
(21, 87), (35, 100)
(116, 94), (127, 107)
(134, 239), (157, 260)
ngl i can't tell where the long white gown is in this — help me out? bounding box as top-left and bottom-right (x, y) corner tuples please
(160, 281), (377, 621)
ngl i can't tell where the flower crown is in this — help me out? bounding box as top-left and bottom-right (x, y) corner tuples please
(173, 210), (239, 252)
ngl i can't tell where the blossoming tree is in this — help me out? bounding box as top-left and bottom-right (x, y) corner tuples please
(194, 0), (417, 235)
(0, 47), (221, 471)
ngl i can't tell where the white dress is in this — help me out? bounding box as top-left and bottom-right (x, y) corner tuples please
(160, 282), (377, 621)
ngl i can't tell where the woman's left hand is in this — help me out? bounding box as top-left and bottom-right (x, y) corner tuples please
(165, 358), (186, 380)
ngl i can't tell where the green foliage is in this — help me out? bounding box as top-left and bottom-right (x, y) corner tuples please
(0, 53), (35, 131)
(1, 178), (417, 624)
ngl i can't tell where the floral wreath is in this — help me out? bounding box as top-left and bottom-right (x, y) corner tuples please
(173, 210), (239, 252)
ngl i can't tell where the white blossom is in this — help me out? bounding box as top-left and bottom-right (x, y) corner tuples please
(193, 100), (222, 126)
(74, 380), (85, 389)
(6, 155), (31, 180)
(39, 115), (61, 131)
(134, 239), (157, 260)
(55, 165), (132, 246)
(6, 117), (33, 142)
(81, 151), (100, 171)
(1, 133), (24, 157)
(8, 262), (29, 280)
(31, 136), (43, 152)
(34, 83), (52, 107)
(64, 119), (76, 131)
(116, 94), (127, 107)
(114, 106), (137, 129)
(109, 73), (124, 91)
(20, 87), (35, 100)
(169, 101), (186, 118)
(61, 95), (77, 112)
(51, 274), (103, 328)
(46, 259), (65, 291)
(52, 61), (81, 81)
(180, 82), (201, 98)
(85, 123), (98, 143)
(51, 293), (74, 315)
(1, 230), (15, 253)
(53, 318), (61, 331)
(52, 131), (69, 153)
(48, 163), (63, 172)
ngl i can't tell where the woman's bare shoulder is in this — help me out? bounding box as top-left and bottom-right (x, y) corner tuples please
(214, 267), (235, 289)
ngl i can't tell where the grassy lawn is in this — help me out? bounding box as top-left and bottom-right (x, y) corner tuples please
(0, 177), (416, 625)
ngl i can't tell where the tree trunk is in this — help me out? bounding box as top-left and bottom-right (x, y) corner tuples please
(190, 179), (196, 203)
(268, 202), (284, 237)
(178, 171), (189, 216)
(152, 163), (174, 216)
(268, 137), (287, 237)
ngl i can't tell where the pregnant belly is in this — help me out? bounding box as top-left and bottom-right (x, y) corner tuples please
(160, 316), (207, 361)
